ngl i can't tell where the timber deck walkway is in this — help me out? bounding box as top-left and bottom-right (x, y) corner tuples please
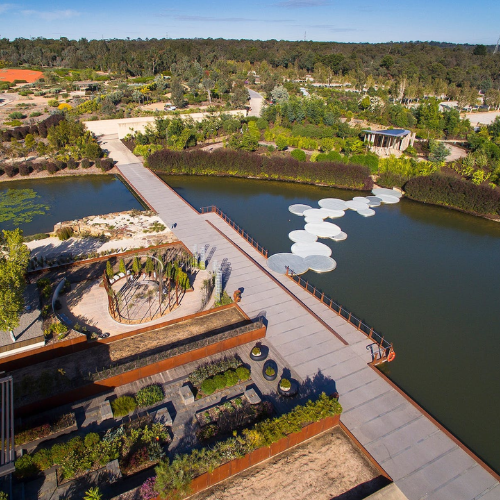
(85, 126), (500, 500)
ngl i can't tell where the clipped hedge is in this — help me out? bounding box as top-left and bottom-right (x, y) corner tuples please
(148, 149), (373, 190)
(404, 174), (500, 216)
(111, 396), (137, 417)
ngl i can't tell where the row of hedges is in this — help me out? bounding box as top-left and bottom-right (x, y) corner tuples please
(148, 149), (373, 190)
(0, 158), (113, 177)
(15, 413), (75, 446)
(111, 385), (165, 417)
(199, 366), (250, 396)
(149, 393), (342, 499)
(404, 174), (500, 216)
(1, 114), (64, 141)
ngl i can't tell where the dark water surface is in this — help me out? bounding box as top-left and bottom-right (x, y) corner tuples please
(163, 174), (500, 474)
(0, 175), (144, 235)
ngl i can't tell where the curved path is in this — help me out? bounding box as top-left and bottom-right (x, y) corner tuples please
(83, 121), (500, 500)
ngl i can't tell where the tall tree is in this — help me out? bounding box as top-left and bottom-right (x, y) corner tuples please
(0, 229), (30, 332)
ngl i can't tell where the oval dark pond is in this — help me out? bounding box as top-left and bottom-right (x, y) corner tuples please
(162, 174), (500, 474)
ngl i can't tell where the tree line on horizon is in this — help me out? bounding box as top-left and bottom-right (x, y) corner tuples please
(0, 38), (498, 92)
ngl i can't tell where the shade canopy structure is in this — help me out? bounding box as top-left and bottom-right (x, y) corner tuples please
(345, 200), (371, 211)
(331, 231), (348, 242)
(366, 196), (382, 207)
(289, 204), (312, 215)
(267, 253), (309, 275)
(303, 208), (330, 219)
(305, 222), (342, 238)
(357, 208), (376, 217)
(289, 230), (318, 243)
(372, 188), (402, 199)
(377, 194), (400, 204)
(318, 198), (348, 211)
(291, 241), (332, 258)
(304, 255), (337, 273)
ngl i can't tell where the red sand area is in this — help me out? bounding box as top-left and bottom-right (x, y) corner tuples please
(0, 69), (43, 83)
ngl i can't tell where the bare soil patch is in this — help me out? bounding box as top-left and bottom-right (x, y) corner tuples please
(193, 428), (389, 500)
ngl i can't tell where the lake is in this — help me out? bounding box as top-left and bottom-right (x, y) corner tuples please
(163, 174), (500, 474)
(0, 175), (145, 235)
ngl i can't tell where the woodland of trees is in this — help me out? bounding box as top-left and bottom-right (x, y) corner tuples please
(0, 38), (499, 93)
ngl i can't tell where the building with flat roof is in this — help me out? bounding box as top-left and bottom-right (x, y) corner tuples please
(362, 129), (415, 155)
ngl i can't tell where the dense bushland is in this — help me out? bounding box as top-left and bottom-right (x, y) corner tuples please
(148, 149), (373, 190)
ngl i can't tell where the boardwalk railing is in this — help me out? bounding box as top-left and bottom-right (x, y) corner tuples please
(285, 267), (393, 362)
(201, 205), (394, 363)
(200, 206), (269, 258)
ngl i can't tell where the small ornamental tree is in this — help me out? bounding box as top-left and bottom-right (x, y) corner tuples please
(106, 261), (114, 279)
(132, 256), (141, 275)
(145, 257), (154, 276)
(119, 259), (126, 275)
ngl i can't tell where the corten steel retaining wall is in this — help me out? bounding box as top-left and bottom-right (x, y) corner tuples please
(151, 413), (386, 500)
(27, 241), (191, 276)
(0, 303), (246, 372)
(15, 321), (266, 418)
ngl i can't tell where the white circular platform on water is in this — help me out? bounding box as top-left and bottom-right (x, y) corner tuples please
(357, 208), (376, 217)
(353, 197), (370, 204)
(331, 231), (348, 242)
(304, 255), (337, 273)
(288, 230), (318, 243)
(289, 204), (312, 215)
(372, 188), (402, 199)
(321, 209), (345, 219)
(345, 200), (371, 211)
(304, 216), (325, 224)
(378, 194), (400, 204)
(267, 253), (309, 275)
(303, 208), (330, 219)
(366, 196), (382, 207)
(305, 222), (342, 238)
(318, 198), (348, 211)
(291, 242), (332, 258)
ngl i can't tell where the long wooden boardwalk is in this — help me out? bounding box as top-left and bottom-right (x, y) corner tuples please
(86, 127), (500, 500)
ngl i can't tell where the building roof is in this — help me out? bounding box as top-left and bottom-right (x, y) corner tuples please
(362, 129), (411, 138)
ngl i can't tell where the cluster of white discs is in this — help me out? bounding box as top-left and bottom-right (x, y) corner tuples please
(267, 188), (402, 275)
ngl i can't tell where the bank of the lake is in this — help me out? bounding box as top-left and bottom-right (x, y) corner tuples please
(162, 174), (500, 475)
(0, 175), (145, 235)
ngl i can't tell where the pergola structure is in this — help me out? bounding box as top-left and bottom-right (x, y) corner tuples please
(362, 129), (415, 153)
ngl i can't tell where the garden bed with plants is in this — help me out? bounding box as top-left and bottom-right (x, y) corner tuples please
(188, 355), (251, 399)
(142, 393), (342, 500)
(111, 384), (165, 418)
(196, 395), (273, 442)
(12, 307), (253, 407)
(15, 412), (76, 448)
(14, 416), (170, 484)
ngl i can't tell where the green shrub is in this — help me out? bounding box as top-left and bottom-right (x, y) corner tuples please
(9, 111), (24, 120)
(47, 99), (59, 107)
(290, 148), (306, 161)
(236, 366), (250, 381)
(24, 233), (49, 242)
(84, 432), (100, 448)
(111, 396), (137, 417)
(81, 158), (91, 169)
(279, 378), (291, 389)
(188, 355), (242, 387)
(224, 369), (239, 386)
(213, 373), (227, 390)
(56, 226), (74, 240)
(15, 454), (37, 479)
(265, 365), (276, 377)
(136, 385), (164, 408)
(200, 378), (216, 395)
(30, 111), (42, 117)
(32, 448), (53, 471)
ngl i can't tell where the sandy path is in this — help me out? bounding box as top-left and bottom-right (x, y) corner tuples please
(194, 428), (386, 500)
